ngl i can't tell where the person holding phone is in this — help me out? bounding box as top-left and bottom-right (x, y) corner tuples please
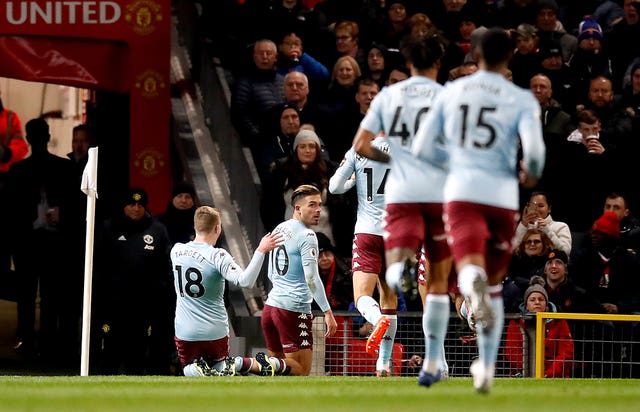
(513, 192), (572, 255)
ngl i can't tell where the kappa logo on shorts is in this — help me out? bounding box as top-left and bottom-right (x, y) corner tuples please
(298, 313), (308, 319)
(298, 323), (308, 329)
(300, 330), (309, 337)
(300, 340), (310, 347)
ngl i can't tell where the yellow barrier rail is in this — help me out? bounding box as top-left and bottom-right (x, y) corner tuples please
(534, 312), (640, 378)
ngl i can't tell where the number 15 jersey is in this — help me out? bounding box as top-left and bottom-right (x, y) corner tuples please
(359, 76), (446, 204)
(412, 70), (545, 210)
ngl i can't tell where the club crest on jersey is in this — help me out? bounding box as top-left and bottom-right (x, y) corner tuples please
(143, 234), (155, 250)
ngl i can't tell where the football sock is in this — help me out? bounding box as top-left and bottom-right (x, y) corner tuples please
(377, 311), (397, 371)
(422, 294), (450, 374)
(385, 261), (404, 291)
(236, 356), (252, 375)
(269, 356), (288, 375)
(476, 285), (504, 369)
(440, 342), (449, 374)
(457, 264), (487, 297)
(183, 363), (200, 377)
(356, 295), (382, 325)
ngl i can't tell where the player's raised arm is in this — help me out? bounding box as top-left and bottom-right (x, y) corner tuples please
(353, 127), (389, 163)
(226, 231), (285, 288)
(328, 150), (356, 194)
(518, 94), (546, 188)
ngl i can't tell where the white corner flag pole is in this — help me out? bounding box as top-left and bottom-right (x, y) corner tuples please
(80, 147), (99, 376)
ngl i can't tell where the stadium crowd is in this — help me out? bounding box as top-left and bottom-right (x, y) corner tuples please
(205, 0), (640, 315)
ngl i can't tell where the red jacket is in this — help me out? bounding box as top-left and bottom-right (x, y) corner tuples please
(504, 317), (574, 378)
(0, 108), (28, 172)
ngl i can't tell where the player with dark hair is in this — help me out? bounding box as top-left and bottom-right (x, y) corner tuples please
(261, 184), (338, 376)
(329, 136), (394, 376)
(171, 206), (284, 376)
(413, 28), (545, 393)
(352, 32), (451, 379)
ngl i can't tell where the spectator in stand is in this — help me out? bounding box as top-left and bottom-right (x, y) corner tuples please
(275, 30), (330, 85)
(283, 71), (321, 127)
(380, 0), (409, 49)
(231, 39), (284, 154)
(315, 232), (353, 311)
(605, 0), (640, 93)
(571, 212), (640, 314)
(260, 129), (336, 244)
(620, 61), (640, 117)
(603, 192), (640, 253)
(509, 23), (541, 88)
(503, 228), (554, 312)
(541, 249), (599, 313)
(333, 21), (366, 69)
(326, 56), (361, 108)
(387, 65), (410, 85)
(407, 12), (435, 39)
(325, 78), (380, 163)
(578, 76), (635, 200)
(439, 10), (479, 85)
(6, 118), (77, 362)
(549, 109), (613, 241)
(536, 38), (573, 110)
(566, 17), (612, 107)
(504, 276), (574, 378)
(513, 192), (572, 255)
(158, 181), (198, 246)
(528, 74), (573, 197)
(362, 43), (389, 90)
(533, 0), (577, 63)
(94, 188), (174, 374)
(259, 103), (302, 176)
(448, 61), (479, 81)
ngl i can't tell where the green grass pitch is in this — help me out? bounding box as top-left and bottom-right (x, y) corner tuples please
(0, 376), (637, 411)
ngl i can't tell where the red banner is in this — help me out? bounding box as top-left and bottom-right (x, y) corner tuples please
(0, 0), (171, 214)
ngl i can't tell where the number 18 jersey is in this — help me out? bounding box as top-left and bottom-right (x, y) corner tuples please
(359, 76), (446, 204)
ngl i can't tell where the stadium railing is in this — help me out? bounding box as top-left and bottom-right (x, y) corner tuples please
(311, 311), (640, 379)
(534, 312), (640, 379)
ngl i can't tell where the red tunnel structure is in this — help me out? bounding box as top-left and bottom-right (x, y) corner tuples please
(0, 0), (171, 213)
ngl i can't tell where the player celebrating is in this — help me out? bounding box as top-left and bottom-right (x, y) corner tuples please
(261, 184), (338, 376)
(171, 206), (284, 376)
(329, 136), (398, 376)
(412, 28), (545, 393)
(353, 33), (453, 377)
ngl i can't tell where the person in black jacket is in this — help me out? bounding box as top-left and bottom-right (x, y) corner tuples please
(94, 188), (173, 375)
(6, 118), (77, 362)
(158, 181), (197, 246)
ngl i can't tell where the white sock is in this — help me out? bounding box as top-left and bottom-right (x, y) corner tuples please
(422, 294), (450, 374)
(477, 286), (504, 369)
(457, 264), (487, 297)
(385, 261), (404, 292)
(377, 314), (397, 370)
(183, 363), (200, 377)
(356, 295), (382, 325)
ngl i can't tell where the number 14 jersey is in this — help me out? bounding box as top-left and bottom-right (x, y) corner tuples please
(360, 76), (446, 204)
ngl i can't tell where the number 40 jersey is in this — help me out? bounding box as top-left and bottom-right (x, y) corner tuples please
(359, 76), (447, 205)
